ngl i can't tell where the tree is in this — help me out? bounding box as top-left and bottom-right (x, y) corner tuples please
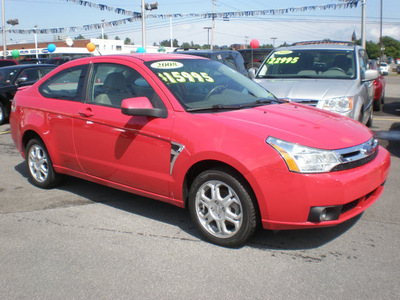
(74, 34), (85, 40)
(160, 39), (179, 47)
(124, 37), (133, 45)
(97, 34), (108, 39)
(115, 36), (120, 40)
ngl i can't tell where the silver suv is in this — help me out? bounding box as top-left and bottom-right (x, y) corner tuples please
(254, 41), (378, 126)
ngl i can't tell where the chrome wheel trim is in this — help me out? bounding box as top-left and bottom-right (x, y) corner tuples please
(28, 144), (49, 183)
(195, 180), (243, 239)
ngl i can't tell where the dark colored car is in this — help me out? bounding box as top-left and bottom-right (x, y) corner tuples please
(0, 59), (19, 67)
(0, 64), (56, 124)
(173, 49), (248, 77)
(238, 48), (273, 70)
(19, 58), (50, 64)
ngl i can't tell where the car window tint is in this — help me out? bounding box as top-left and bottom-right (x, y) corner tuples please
(20, 68), (40, 82)
(39, 65), (88, 101)
(42, 67), (55, 75)
(88, 63), (165, 109)
(223, 55), (238, 71)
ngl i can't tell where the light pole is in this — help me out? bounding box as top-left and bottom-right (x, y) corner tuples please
(141, 1), (158, 51)
(271, 37), (277, 48)
(101, 19), (105, 40)
(204, 27), (212, 48)
(34, 25), (38, 59)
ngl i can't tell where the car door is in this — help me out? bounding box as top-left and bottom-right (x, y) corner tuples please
(73, 61), (174, 197)
(37, 64), (89, 172)
(358, 49), (374, 109)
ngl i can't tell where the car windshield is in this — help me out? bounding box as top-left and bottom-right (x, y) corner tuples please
(257, 49), (356, 79)
(0, 68), (19, 84)
(146, 59), (278, 111)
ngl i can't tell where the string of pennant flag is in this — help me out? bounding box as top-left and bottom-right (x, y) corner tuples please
(7, 0), (361, 35)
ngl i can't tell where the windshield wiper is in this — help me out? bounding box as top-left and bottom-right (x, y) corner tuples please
(186, 104), (243, 112)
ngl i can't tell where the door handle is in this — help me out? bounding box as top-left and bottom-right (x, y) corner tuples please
(78, 108), (94, 117)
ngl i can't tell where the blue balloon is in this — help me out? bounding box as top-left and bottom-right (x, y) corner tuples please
(137, 47), (145, 53)
(47, 43), (56, 53)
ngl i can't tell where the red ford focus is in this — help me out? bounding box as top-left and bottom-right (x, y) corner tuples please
(10, 54), (390, 247)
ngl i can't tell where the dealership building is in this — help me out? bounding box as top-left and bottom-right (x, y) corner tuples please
(1, 38), (172, 59)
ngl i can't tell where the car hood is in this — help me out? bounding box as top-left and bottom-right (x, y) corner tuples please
(255, 78), (354, 101)
(201, 103), (371, 150)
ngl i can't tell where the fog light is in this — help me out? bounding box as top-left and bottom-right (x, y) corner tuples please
(319, 209), (327, 221)
(308, 206), (342, 222)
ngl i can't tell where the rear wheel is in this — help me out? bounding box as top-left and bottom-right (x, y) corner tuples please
(188, 168), (257, 247)
(25, 138), (61, 188)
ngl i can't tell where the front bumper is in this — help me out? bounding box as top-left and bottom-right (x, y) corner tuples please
(246, 145), (391, 230)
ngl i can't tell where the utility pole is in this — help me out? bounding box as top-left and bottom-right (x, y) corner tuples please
(211, 0), (215, 50)
(204, 27), (212, 48)
(2, 0), (6, 58)
(379, 0), (383, 67)
(361, 0), (366, 49)
(141, 0), (146, 50)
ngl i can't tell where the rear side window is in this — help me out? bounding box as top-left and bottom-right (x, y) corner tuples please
(39, 65), (88, 101)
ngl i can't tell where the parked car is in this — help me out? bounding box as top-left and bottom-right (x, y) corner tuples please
(369, 59), (386, 111)
(238, 48), (273, 70)
(379, 62), (389, 75)
(0, 64), (56, 124)
(10, 54), (390, 247)
(254, 41), (378, 127)
(0, 59), (19, 67)
(19, 58), (50, 64)
(173, 49), (248, 77)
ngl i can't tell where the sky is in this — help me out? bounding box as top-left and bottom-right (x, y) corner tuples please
(2, 0), (400, 47)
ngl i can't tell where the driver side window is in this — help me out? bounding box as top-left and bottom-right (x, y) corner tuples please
(88, 63), (165, 109)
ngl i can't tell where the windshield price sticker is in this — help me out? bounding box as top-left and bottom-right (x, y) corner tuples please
(158, 72), (214, 84)
(267, 56), (299, 64)
(150, 61), (184, 69)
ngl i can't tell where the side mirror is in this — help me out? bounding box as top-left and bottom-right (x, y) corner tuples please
(248, 68), (256, 79)
(121, 97), (167, 119)
(363, 69), (379, 82)
(16, 77), (28, 85)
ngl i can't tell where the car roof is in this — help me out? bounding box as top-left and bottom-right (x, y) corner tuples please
(276, 41), (358, 51)
(0, 63), (57, 70)
(68, 53), (210, 64)
(0, 64), (56, 70)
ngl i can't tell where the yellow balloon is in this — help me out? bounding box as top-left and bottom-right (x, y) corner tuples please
(86, 43), (96, 52)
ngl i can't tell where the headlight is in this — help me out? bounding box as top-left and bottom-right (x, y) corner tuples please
(266, 137), (342, 173)
(317, 96), (353, 113)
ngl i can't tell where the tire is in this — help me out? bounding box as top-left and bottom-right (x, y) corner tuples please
(0, 101), (6, 125)
(188, 168), (257, 247)
(373, 99), (381, 111)
(25, 138), (61, 189)
(366, 107), (373, 128)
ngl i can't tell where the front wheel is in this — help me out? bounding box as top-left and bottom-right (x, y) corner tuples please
(25, 138), (61, 188)
(188, 168), (257, 247)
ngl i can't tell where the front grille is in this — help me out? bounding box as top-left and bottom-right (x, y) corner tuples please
(341, 199), (359, 214)
(290, 99), (319, 107)
(331, 138), (379, 172)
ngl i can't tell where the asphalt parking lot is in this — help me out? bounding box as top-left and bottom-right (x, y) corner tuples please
(0, 76), (399, 299)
